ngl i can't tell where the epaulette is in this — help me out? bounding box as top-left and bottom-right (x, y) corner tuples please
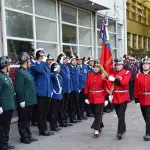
(136, 73), (140, 79)
(126, 71), (129, 74)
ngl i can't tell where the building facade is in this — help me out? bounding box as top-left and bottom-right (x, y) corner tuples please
(127, 0), (150, 55)
(0, 0), (126, 61)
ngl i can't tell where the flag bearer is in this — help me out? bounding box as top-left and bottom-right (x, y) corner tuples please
(108, 59), (130, 140)
(15, 52), (38, 144)
(0, 56), (16, 150)
(134, 56), (150, 141)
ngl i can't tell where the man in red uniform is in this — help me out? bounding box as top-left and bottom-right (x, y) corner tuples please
(84, 61), (108, 138)
(134, 56), (150, 141)
(108, 59), (130, 140)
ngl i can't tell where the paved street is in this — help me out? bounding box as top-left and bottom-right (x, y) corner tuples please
(9, 102), (150, 150)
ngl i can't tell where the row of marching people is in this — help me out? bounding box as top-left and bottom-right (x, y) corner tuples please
(0, 49), (98, 150)
(85, 56), (150, 142)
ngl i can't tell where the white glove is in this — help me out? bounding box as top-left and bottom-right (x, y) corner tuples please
(54, 67), (60, 72)
(60, 57), (64, 64)
(79, 90), (81, 93)
(108, 76), (115, 82)
(85, 99), (89, 104)
(0, 107), (3, 114)
(104, 101), (108, 106)
(137, 103), (140, 107)
(109, 95), (113, 103)
(20, 102), (25, 108)
(42, 56), (47, 62)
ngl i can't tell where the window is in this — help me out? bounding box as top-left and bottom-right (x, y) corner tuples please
(138, 35), (142, 49)
(148, 38), (150, 50)
(109, 33), (116, 49)
(144, 37), (147, 50)
(35, 0), (56, 19)
(36, 18), (57, 42)
(79, 28), (91, 45)
(108, 20), (116, 33)
(127, 33), (130, 47)
(5, 0), (33, 13)
(7, 40), (34, 62)
(78, 10), (91, 27)
(37, 43), (58, 58)
(63, 45), (78, 56)
(133, 34), (137, 48)
(62, 24), (77, 44)
(4, 0), (58, 61)
(6, 10), (33, 39)
(61, 4), (77, 24)
(61, 4), (92, 57)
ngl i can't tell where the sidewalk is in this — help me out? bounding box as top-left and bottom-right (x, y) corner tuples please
(9, 102), (150, 150)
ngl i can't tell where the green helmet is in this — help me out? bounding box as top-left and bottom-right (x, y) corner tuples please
(0, 56), (10, 69)
(19, 52), (30, 64)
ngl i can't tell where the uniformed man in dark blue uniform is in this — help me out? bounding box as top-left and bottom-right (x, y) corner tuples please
(49, 62), (63, 131)
(77, 55), (88, 120)
(68, 55), (81, 123)
(0, 56), (16, 150)
(15, 52), (38, 144)
(31, 50), (54, 136)
(57, 53), (72, 127)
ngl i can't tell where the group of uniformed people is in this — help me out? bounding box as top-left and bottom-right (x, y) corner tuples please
(0, 49), (96, 150)
(0, 49), (150, 150)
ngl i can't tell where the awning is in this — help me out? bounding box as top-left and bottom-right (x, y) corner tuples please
(61, 0), (109, 11)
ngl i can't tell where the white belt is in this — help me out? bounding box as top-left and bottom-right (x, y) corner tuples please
(89, 90), (104, 93)
(114, 90), (128, 93)
(143, 92), (150, 95)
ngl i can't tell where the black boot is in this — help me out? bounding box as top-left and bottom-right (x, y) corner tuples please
(143, 135), (150, 141)
(116, 134), (122, 140)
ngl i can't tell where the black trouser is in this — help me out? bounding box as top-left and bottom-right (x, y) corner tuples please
(63, 93), (69, 123)
(141, 106), (150, 136)
(49, 99), (60, 129)
(129, 80), (135, 100)
(68, 91), (80, 121)
(18, 106), (33, 140)
(90, 104), (104, 130)
(31, 104), (38, 124)
(37, 96), (51, 133)
(0, 110), (13, 149)
(79, 89), (86, 117)
(114, 101), (127, 134)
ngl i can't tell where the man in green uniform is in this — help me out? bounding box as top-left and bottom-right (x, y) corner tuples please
(15, 52), (38, 144)
(0, 56), (16, 150)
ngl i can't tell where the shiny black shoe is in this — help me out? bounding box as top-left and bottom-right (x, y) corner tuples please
(78, 116), (83, 120)
(66, 123), (73, 126)
(70, 120), (77, 123)
(49, 131), (55, 135)
(29, 137), (38, 142)
(20, 138), (31, 144)
(82, 116), (88, 120)
(0, 145), (9, 150)
(6, 144), (15, 149)
(60, 123), (67, 127)
(143, 135), (150, 141)
(39, 131), (51, 136)
(116, 134), (122, 140)
(51, 127), (62, 131)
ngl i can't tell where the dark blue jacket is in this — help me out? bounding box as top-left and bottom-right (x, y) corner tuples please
(31, 61), (53, 98)
(78, 64), (88, 90)
(59, 63), (71, 94)
(68, 64), (80, 92)
(87, 65), (93, 73)
(51, 72), (63, 100)
(28, 60), (37, 81)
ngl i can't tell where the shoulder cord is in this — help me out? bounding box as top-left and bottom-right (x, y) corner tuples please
(53, 74), (62, 94)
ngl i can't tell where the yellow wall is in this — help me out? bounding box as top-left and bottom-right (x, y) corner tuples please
(127, 20), (150, 37)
